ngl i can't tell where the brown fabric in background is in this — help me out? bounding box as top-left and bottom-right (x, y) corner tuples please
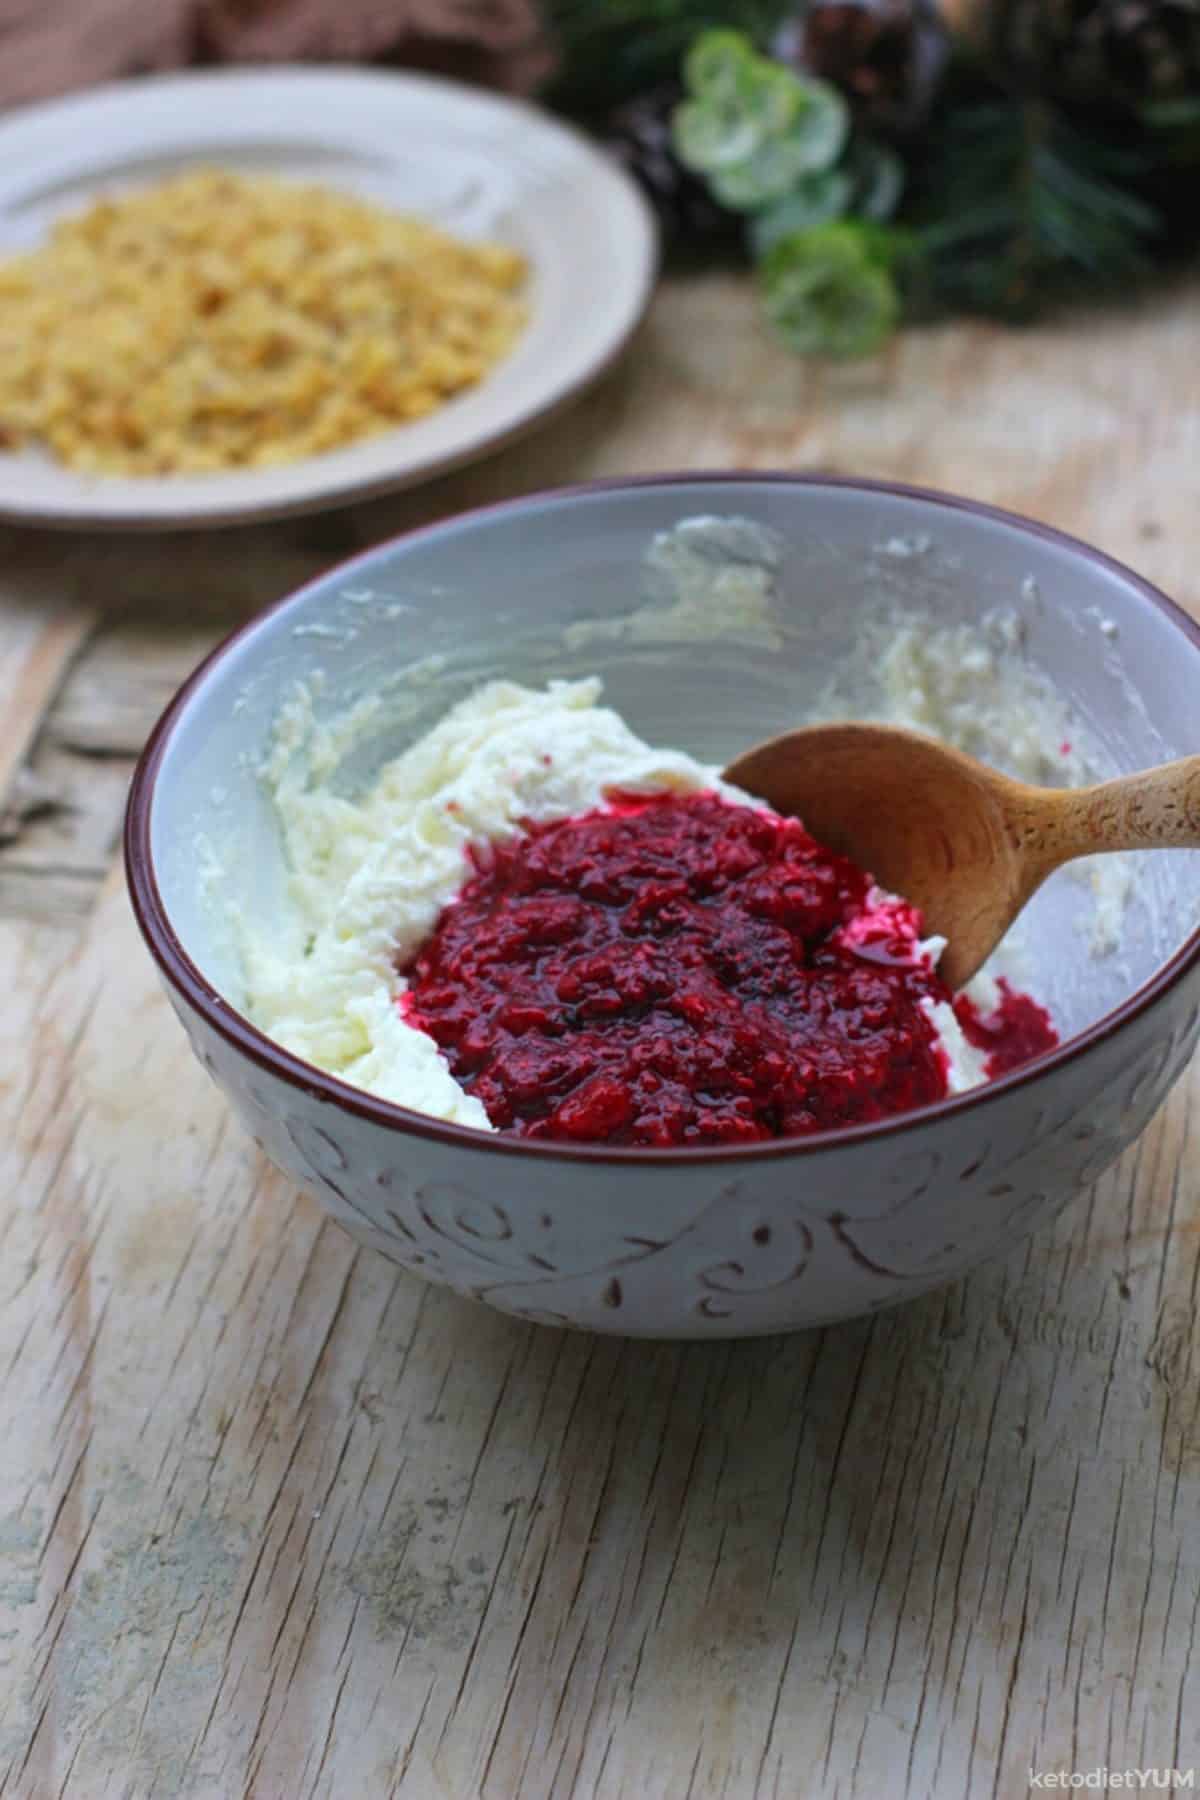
(0, 0), (553, 108)
(0, 0), (198, 105)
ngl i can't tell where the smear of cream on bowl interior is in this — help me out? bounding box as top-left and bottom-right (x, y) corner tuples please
(809, 599), (1133, 959)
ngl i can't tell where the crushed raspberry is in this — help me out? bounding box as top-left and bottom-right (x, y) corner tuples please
(954, 979), (1058, 1077)
(399, 791), (1057, 1146)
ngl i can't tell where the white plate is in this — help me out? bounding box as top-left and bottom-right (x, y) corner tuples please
(0, 66), (657, 530)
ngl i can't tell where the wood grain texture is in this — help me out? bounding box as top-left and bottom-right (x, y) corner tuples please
(2, 273), (1199, 1799)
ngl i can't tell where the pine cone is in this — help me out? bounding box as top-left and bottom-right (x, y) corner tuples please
(776, 0), (949, 134)
(605, 82), (740, 248)
(957, 0), (1200, 109)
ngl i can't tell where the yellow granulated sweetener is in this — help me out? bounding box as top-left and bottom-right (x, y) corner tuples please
(0, 169), (528, 476)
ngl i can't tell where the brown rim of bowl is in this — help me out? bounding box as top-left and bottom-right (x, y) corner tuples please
(125, 471), (1200, 1165)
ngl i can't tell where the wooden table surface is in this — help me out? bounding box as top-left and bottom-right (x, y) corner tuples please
(2, 273), (1199, 1800)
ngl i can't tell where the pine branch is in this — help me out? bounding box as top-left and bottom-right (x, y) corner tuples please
(909, 95), (1161, 317)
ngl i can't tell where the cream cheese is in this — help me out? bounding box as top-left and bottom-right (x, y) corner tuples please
(244, 676), (1000, 1126)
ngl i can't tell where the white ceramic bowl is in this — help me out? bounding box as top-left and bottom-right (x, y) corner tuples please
(125, 476), (1200, 1337)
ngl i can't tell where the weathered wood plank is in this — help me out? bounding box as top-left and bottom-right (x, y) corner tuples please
(0, 587), (93, 804)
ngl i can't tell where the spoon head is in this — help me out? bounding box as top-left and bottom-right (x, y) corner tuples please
(723, 722), (1033, 989)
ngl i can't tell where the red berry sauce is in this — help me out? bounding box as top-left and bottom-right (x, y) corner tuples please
(399, 791), (1058, 1147)
(954, 979), (1057, 1076)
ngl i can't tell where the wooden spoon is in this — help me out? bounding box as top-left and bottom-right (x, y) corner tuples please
(724, 723), (1200, 990)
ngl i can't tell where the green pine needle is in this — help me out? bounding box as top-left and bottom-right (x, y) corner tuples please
(912, 100), (1162, 318)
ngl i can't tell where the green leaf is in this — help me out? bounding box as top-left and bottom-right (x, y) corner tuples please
(798, 79), (850, 173)
(683, 29), (757, 99)
(673, 34), (845, 187)
(673, 95), (766, 170)
(745, 63), (806, 148)
(749, 170), (854, 253)
(684, 30), (803, 134)
(682, 30), (803, 139)
(673, 39), (816, 173)
(845, 138), (905, 223)
(712, 127), (842, 209)
(854, 219), (917, 271)
(760, 222), (900, 358)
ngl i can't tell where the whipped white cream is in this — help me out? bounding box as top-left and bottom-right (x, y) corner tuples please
(244, 677), (997, 1128)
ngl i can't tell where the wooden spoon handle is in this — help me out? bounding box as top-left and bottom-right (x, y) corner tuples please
(1011, 754), (1200, 873)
